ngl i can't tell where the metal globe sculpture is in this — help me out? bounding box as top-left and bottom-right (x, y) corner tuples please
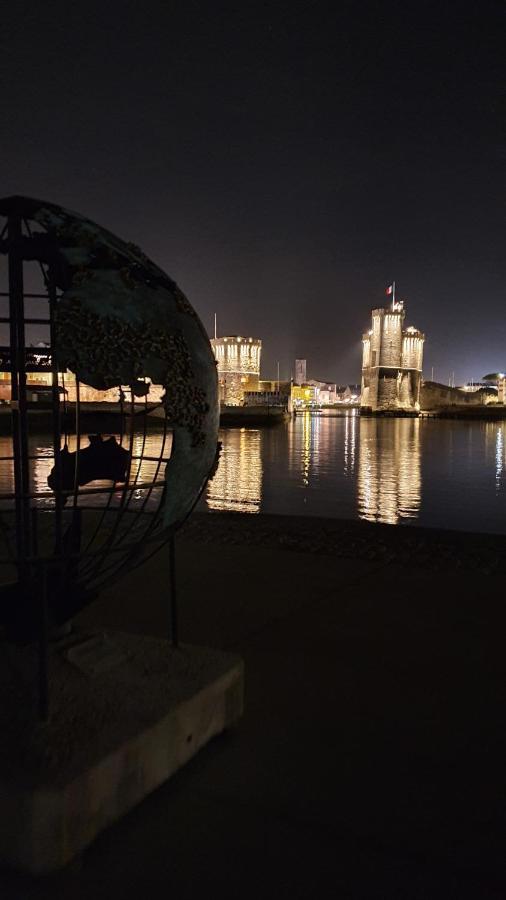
(0, 197), (219, 702)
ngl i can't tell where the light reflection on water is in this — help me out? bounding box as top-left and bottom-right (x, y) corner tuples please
(206, 413), (506, 533)
(495, 426), (504, 490)
(357, 418), (421, 524)
(207, 428), (263, 513)
(2, 415), (506, 532)
(0, 431), (172, 509)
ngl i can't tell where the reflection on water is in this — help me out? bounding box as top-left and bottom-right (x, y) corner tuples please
(301, 412), (312, 486)
(344, 412), (357, 476)
(0, 431), (172, 509)
(207, 428), (263, 513)
(204, 414), (506, 532)
(288, 411), (322, 487)
(287, 411), (358, 490)
(357, 418), (421, 524)
(2, 415), (506, 532)
(494, 425), (504, 490)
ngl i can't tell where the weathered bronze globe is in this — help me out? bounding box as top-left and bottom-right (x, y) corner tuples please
(0, 197), (219, 694)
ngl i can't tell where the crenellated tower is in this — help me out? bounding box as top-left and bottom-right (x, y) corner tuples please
(361, 300), (424, 413)
(210, 335), (262, 405)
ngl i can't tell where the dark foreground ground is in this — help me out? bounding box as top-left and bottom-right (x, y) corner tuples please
(3, 512), (506, 899)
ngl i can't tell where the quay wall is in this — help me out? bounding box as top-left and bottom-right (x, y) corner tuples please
(420, 381), (497, 409)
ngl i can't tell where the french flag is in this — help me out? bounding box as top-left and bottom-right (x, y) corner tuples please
(385, 284), (394, 295)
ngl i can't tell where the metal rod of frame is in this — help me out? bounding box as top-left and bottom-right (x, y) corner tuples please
(38, 564), (49, 722)
(8, 212), (32, 574)
(169, 534), (178, 647)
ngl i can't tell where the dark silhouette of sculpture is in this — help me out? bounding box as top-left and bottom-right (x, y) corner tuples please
(0, 195), (220, 717)
(48, 435), (130, 492)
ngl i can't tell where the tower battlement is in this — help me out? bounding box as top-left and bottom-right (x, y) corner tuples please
(211, 335), (262, 405)
(360, 302), (425, 413)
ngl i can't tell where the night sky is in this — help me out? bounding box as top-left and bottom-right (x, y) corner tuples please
(2, 1), (504, 384)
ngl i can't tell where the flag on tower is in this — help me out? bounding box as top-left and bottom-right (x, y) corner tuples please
(386, 284), (394, 295)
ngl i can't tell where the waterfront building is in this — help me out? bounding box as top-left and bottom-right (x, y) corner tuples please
(291, 380), (353, 409)
(361, 301), (425, 413)
(291, 383), (319, 408)
(0, 344), (165, 403)
(306, 380), (337, 404)
(339, 384), (361, 404)
(2, 335), (262, 408)
(210, 335), (262, 406)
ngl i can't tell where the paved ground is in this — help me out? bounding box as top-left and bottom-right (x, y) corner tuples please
(2, 513), (506, 898)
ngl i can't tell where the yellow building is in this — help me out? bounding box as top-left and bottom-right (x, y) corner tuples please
(291, 384), (318, 408)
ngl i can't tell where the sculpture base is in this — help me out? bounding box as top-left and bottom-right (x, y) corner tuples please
(0, 632), (243, 873)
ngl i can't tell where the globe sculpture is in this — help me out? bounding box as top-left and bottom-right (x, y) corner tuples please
(0, 196), (219, 714)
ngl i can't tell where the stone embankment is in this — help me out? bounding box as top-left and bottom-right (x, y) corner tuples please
(420, 380), (496, 409)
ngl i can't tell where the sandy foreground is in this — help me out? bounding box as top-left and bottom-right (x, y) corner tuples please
(2, 511), (506, 899)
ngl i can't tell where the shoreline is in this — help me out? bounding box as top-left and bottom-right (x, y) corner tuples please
(1, 403), (506, 435)
(182, 510), (506, 576)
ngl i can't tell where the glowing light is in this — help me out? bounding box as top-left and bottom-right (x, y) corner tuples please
(496, 427), (504, 489)
(206, 429), (262, 513)
(358, 418), (421, 524)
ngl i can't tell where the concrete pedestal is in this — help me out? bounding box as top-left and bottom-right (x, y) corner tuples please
(0, 632), (243, 873)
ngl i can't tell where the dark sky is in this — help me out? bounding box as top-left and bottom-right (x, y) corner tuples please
(1, 0), (504, 384)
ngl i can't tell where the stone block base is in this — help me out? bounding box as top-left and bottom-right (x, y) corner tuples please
(0, 632), (243, 873)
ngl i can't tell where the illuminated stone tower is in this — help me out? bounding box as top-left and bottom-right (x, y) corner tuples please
(361, 301), (424, 412)
(210, 335), (262, 405)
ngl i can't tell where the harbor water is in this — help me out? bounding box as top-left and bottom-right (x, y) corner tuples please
(2, 412), (506, 533)
(206, 412), (506, 533)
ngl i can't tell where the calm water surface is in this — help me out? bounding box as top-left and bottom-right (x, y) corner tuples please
(2, 413), (506, 533)
(206, 412), (506, 533)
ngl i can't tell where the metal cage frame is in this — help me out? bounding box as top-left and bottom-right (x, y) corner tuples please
(0, 199), (217, 719)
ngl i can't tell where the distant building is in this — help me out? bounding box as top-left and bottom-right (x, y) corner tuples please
(0, 344), (168, 403)
(291, 383), (318, 407)
(337, 384), (361, 404)
(306, 380), (337, 405)
(290, 379), (359, 409)
(294, 359), (307, 385)
(211, 335), (262, 405)
(361, 301), (424, 412)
